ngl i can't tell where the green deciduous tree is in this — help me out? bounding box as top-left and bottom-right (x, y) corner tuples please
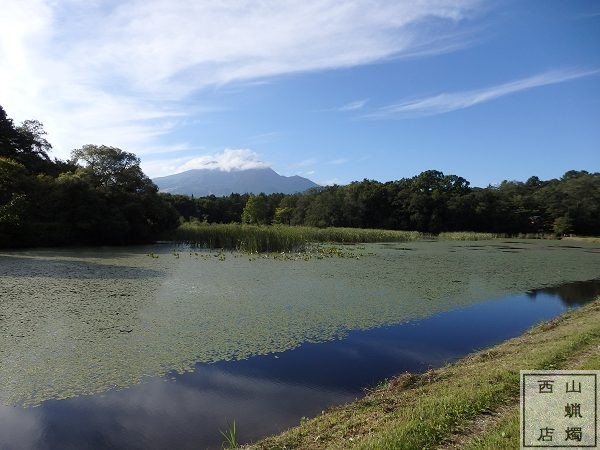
(553, 215), (574, 236)
(242, 194), (270, 225)
(71, 145), (153, 193)
(0, 105), (181, 247)
(0, 158), (30, 223)
(273, 206), (293, 225)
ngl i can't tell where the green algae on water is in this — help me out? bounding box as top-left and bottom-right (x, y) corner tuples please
(0, 240), (599, 406)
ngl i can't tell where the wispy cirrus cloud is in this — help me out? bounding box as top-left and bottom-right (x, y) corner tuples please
(337, 99), (369, 111)
(0, 0), (482, 158)
(246, 131), (281, 144)
(328, 158), (350, 165)
(293, 158), (319, 168)
(364, 68), (599, 119)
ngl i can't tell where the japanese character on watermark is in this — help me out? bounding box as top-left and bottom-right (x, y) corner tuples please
(521, 370), (598, 448)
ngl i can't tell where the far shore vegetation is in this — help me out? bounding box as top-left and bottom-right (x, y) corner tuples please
(246, 299), (600, 450)
(171, 222), (551, 252)
(172, 222), (423, 252)
(1, 104), (599, 249)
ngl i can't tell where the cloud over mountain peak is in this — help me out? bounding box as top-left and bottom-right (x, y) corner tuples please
(176, 149), (269, 173)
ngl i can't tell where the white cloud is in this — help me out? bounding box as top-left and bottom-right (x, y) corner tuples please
(247, 131), (281, 144)
(365, 68), (600, 118)
(328, 158), (350, 165)
(0, 0), (481, 158)
(143, 149), (268, 177)
(291, 158), (318, 168)
(337, 99), (369, 111)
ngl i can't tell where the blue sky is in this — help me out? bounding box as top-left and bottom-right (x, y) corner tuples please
(1, 0), (599, 186)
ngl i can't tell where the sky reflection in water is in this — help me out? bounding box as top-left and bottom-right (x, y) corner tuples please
(0, 279), (598, 450)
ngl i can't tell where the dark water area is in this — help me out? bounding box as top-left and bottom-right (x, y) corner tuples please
(1, 279), (599, 450)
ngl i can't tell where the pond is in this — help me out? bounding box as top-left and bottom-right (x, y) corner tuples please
(0, 240), (599, 449)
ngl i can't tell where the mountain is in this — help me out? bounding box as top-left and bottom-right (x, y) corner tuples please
(153, 167), (319, 196)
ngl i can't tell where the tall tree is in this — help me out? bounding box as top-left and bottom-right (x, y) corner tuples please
(0, 106), (55, 174)
(242, 194), (270, 225)
(71, 145), (153, 193)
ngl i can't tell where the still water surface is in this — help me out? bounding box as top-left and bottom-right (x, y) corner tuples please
(0, 279), (598, 450)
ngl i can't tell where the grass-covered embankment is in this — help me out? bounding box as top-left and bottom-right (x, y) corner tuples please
(171, 222), (424, 252)
(247, 299), (600, 449)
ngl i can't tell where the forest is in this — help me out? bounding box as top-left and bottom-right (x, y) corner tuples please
(0, 106), (179, 247)
(164, 170), (599, 236)
(1, 104), (599, 248)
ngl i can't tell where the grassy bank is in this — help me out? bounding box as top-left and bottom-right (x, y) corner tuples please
(246, 299), (600, 449)
(171, 222), (424, 252)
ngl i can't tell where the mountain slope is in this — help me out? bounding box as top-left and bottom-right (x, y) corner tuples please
(153, 167), (319, 196)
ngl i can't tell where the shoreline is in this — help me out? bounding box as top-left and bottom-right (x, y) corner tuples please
(246, 299), (600, 449)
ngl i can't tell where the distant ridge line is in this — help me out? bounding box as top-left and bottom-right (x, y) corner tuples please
(153, 167), (319, 196)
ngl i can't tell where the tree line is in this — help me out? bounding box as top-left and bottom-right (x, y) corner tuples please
(0, 106), (179, 247)
(1, 103), (598, 248)
(163, 170), (599, 236)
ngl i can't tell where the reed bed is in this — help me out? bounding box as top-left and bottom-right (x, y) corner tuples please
(437, 231), (503, 240)
(171, 223), (556, 252)
(171, 222), (423, 252)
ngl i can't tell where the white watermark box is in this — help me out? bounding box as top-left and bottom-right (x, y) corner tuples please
(521, 370), (598, 448)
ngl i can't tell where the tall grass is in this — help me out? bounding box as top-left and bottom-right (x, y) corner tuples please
(219, 421), (237, 449)
(171, 222), (423, 252)
(437, 231), (502, 241)
(171, 223), (556, 252)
